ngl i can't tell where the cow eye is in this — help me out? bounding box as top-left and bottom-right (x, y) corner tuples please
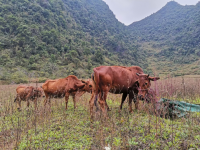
(89, 85), (92, 87)
(144, 83), (148, 86)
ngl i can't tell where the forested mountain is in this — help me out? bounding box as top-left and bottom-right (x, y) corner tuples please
(1, 0), (200, 83)
(0, 0), (145, 83)
(128, 1), (200, 75)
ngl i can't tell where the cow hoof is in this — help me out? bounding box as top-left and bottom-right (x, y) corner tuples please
(17, 108), (21, 111)
(90, 116), (94, 122)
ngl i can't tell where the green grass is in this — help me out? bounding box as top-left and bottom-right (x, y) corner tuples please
(0, 82), (200, 149)
(18, 105), (92, 149)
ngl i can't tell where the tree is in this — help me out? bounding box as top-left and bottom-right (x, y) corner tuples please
(94, 50), (104, 64)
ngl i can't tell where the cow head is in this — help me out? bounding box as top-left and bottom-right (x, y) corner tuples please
(40, 86), (46, 97)
(81, 79), (93, 93)
(136, 73), (160, 100)
(33, 87), (45, 98)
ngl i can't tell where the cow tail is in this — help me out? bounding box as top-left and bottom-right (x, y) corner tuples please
(14, 95), (17, 102)
(92, 69), (99, 110)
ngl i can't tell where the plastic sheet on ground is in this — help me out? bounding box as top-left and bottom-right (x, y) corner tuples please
(156, 98), (200, 118)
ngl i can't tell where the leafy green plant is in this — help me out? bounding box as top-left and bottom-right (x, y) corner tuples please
(128, 137), (138, 146)
(113, 137), (121, 147)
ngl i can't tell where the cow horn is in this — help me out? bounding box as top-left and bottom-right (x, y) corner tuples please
(136, 73), (140, 76)
(147, 74), (149, 77)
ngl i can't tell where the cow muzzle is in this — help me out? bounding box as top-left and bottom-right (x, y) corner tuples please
(138, 95), (151, 103)
(138, 95), (144, 100)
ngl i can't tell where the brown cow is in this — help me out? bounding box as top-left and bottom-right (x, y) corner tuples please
(14, 85), (44, 111)
(136, 73), (160, 100)
(42, 75), (92, 110)
(89, 66), (160, 117)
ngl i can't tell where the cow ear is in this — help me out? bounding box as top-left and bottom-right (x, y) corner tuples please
(76, 82), (85, 89)
(134, 80), (139, 86)
(81, 80), (86, 83)
(149, 77), (160, 81)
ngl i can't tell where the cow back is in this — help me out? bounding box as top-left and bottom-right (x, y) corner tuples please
(42, 79), (67, 95)
(93, 66), (144, 93)
(42, 75), (86, 96)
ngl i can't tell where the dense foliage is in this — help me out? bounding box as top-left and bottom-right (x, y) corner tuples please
(128, 1), (200, 75)
(0, 0), (146, 83)
(1, 0), (200, 83)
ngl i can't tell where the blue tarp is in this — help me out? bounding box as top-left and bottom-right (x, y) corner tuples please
(157, 98), (200, 117)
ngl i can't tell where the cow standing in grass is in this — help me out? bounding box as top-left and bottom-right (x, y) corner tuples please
(89, 66), (160, 118)
(14, 85), (44, 111)
(42, 75), (92, 110)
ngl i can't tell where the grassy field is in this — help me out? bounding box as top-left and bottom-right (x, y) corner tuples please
(0, 77), (200, 150)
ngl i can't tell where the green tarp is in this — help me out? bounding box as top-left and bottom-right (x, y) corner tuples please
(156, 98), (200, 118)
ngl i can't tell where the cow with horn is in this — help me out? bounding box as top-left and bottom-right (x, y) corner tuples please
(89, 66), (160, 118)
(42, 75), (93, 110)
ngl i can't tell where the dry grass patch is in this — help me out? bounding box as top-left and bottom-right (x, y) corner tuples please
(0, 77), (200, 149)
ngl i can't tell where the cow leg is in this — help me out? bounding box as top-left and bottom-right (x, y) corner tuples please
(17, 99), (21, 111)
(89, 91), (95, 118)
(65, 92), (70, 110)
(128, 91), (134, 113)
(98, 91), (108, 117)
(27, 100), (30, 107)
(132, 89), (139, 110)
(105, 100), (111, 111)
(94, 94), (99, 111)
(119, 93), (127, 111)
(43, 93), (49, 106)
(133, 92), (139, 110)
(33, 98), (38, 111)
(72, 94), (77, 110)
(14, 95), (18, 102)
(48, 97), (51, 107)
(134, 97), (139, 110)
(25, 92), (32, 109)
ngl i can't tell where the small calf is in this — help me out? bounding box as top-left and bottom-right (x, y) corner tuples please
(14, 85), (44, 111)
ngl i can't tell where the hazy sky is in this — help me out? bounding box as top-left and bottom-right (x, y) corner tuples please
(102, 0), (200, 25)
